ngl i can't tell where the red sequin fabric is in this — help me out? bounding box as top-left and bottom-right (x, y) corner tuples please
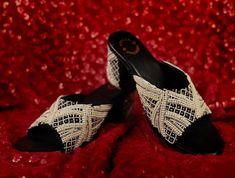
(0, 0), (235, 177)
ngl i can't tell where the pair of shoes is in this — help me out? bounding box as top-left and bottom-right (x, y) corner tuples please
(15, 31), (224, 154)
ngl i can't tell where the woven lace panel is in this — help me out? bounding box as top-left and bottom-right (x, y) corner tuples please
(30, 96), (112, 153)
(133, 64), (211, 144)
(107, 46), (121, 88)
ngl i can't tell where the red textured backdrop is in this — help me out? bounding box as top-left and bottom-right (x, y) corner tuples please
(0, 0), (235, 177)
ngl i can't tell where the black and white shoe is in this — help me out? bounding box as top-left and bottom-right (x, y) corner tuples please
(14, 84), (133, 153)
(107, 30), (224, 154)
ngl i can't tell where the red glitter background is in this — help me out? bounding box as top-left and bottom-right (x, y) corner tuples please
(0, 0), (235, 177)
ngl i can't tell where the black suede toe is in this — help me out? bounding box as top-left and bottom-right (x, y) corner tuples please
(176, 116), (224, 155)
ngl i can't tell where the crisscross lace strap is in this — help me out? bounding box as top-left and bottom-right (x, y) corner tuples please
(107, 46), (120, 88)
(133, 72), (211, 144)
(29, 96), (112, 153)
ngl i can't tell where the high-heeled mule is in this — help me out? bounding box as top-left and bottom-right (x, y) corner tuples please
(106, 30), (224, 154)
(14, 84), (132, 153)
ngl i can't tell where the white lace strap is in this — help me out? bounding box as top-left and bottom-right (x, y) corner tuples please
(133, 74), (211, 144)
(107, 46), (121, 89)
(29, 96), (112, 153)
(164, 61), (212, 117)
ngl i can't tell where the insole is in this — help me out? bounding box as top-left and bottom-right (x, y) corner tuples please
(108, 31), (188, 89)
(84, 84), (121, 104)
(14, 84), (121, 152)
(62, 84), (121, 105)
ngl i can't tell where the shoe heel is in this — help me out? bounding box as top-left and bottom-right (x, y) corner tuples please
(106, 89), (134, 122)
(107, 46), (135, 92)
